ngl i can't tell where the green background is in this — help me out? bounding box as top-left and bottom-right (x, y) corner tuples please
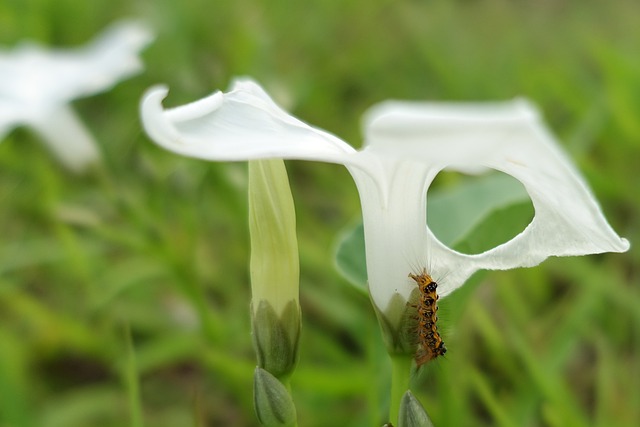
(1, 1), (638, 426)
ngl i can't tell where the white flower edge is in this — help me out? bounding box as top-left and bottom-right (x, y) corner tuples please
(141, 79), (358, 163)
(0, 19), (153, 112)
(0, 20), (154, 172)
(140, 78), (629, 313)
(53, 19), (153, 102)
(359, 99), (629, 308)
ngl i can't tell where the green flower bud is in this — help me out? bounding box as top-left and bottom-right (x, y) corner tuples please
(248, 159), (301, 378)
(253, 367), (297, 427)
(398, 390), (434, 427)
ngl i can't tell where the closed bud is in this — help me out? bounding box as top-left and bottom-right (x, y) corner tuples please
(398, 390), (434, 427)
(249, 159), (301, 379)
(253, 367), (297, 427)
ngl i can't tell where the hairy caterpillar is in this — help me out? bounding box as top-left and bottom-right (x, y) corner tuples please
(409, 269), (446, 366)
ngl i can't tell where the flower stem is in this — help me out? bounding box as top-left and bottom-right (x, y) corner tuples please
(389, 354), (413, 425)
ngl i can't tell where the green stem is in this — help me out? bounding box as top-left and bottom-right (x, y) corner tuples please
(389, 355), (413, 425)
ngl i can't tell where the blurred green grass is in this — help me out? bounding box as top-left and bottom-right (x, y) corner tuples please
(1, 1), (638, 426)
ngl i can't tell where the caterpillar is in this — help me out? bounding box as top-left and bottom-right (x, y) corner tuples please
(409, 269), (446, 367)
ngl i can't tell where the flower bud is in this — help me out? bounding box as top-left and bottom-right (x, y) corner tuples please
(398, 390), (434, 427)
(253, 367), (297, 427)
(248, 159), (301, 378)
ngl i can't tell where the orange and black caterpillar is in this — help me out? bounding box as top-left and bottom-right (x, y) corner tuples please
(409, 269), (446, 367)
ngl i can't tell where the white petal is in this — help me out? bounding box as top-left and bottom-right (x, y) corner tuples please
(30, 105), (100, 173)
(0, 20), (153, 119)
(0, 20), (152, 169)
(363, 99), (629, 300)
(348, 158), (435, 313)
(140, 79), (357, 163)
(66, 19), (153, 99)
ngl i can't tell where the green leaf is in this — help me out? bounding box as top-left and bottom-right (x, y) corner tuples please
(452, 201), (533, 254)
(334, 222), (368, 294)
(427, 172), (530, 248)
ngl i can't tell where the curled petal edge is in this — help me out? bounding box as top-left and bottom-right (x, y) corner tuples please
(140, 81), (358, 164)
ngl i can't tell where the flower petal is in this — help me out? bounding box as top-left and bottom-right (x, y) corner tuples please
(30, 105), (100, 172)
(65, 19), (153, 100)
(0, 20), (153, 116)
(140, 79), (357, 163)
(348, 159), (436, 313)
(363, 99), (629, 299)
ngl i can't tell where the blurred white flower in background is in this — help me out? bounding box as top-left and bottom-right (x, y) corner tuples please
(0, 20), (153, 172)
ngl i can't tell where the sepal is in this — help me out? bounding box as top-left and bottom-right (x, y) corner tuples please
(252, 299), (301, 379)
(374, 292), (416, 356)
(398, 390), (435, 427)
(253, 367), (297, 427)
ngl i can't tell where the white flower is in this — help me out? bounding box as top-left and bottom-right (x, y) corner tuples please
(140, 78), (629, 316)
(0, 20), (153, 172)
